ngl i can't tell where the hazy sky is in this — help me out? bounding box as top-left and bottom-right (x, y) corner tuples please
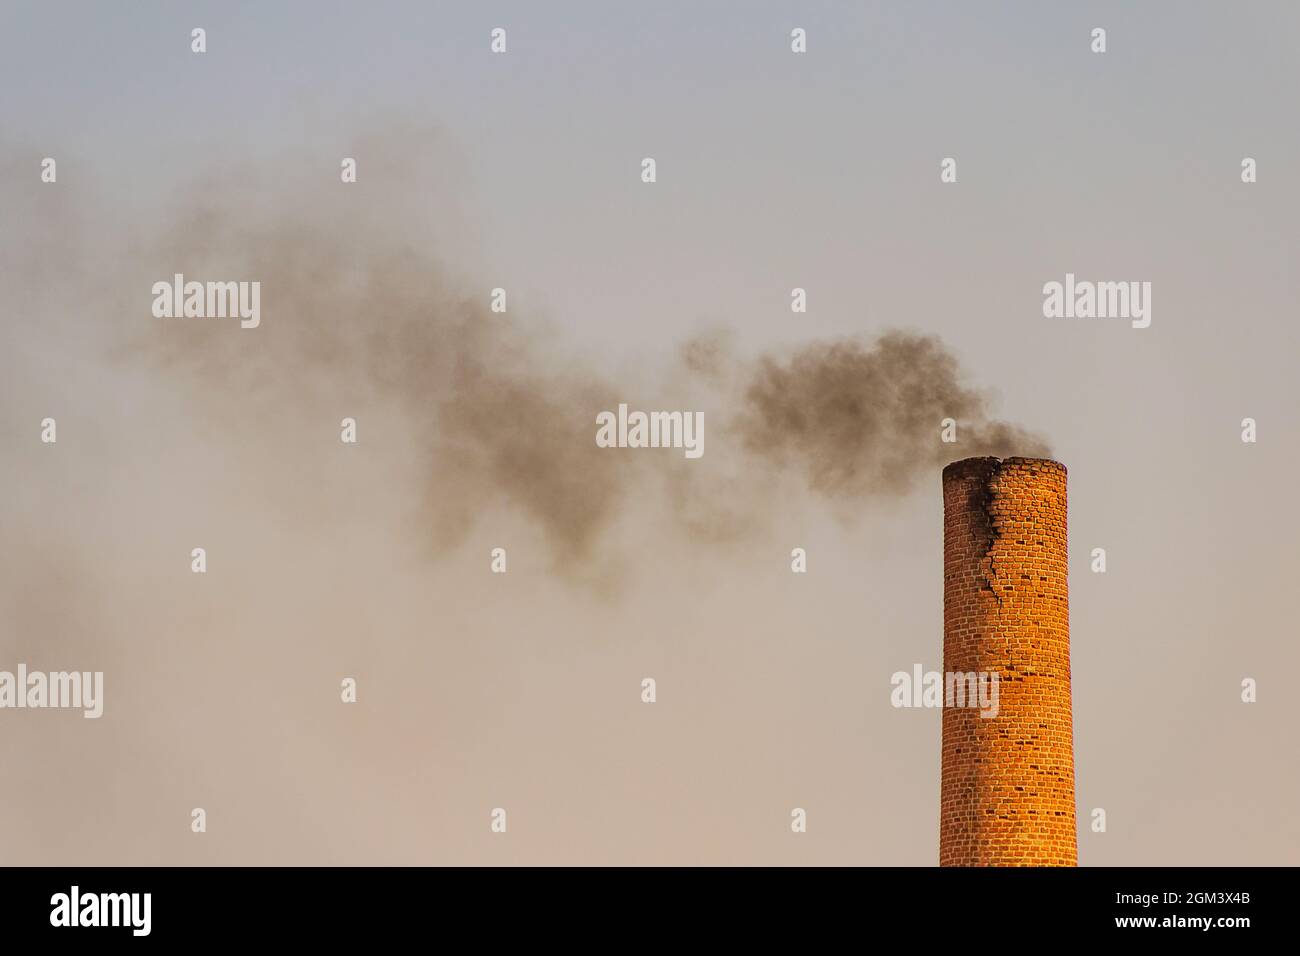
(1, 1), (1297, 864)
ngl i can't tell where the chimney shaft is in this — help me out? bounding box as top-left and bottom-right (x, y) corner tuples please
(940, 457), (1076, 866)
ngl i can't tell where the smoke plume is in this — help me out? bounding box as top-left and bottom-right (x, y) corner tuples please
(736, 333), (1051, 499)
(10, 128), (1049, 574)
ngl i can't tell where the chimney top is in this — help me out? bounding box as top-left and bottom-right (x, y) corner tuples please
(942, 456), (1066, 481)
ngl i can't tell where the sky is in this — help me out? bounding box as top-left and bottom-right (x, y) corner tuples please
(1, 1), (1297, 864)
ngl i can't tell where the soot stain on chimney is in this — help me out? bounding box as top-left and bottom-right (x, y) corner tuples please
(949, 456), (1006, 612)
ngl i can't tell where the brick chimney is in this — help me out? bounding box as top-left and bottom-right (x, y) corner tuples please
(940, 457), (1076, 866)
